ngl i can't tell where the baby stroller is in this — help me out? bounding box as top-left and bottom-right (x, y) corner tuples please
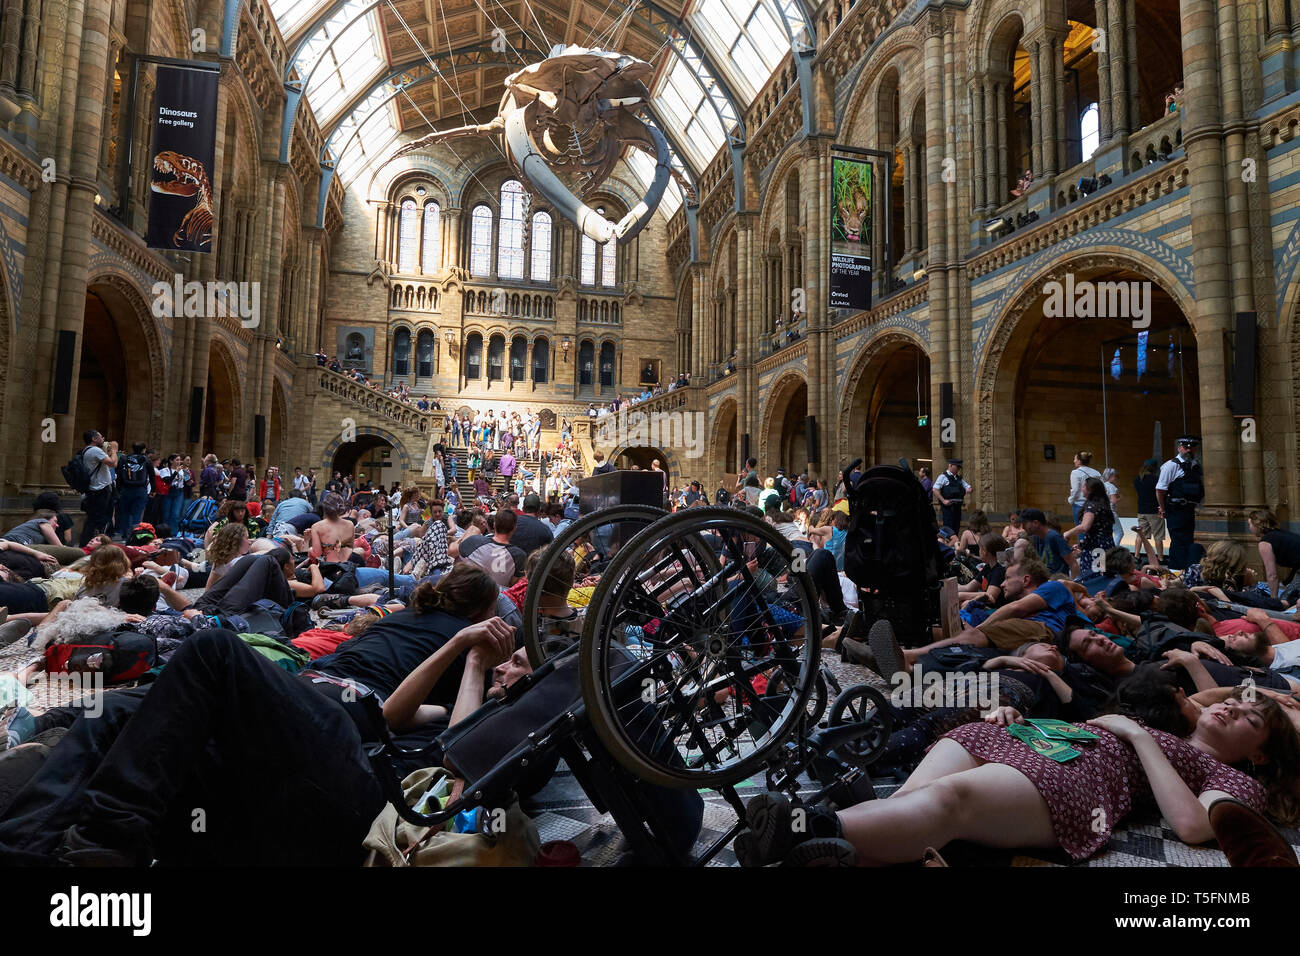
(841, 458), (945, 646)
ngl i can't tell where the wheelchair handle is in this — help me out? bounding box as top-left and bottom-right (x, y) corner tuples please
(841, 458), (862, 491)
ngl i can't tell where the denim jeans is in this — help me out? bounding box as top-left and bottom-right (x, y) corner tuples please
(352, 566), (417, 590)
(117, 486), (149, 538)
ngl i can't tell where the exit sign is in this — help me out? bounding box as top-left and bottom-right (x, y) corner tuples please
(917, 415), (929, 426)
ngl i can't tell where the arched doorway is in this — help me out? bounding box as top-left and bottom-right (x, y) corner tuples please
(841, 334), (931, 471)
(762, 374), (809, 474)
(710, 399), (739, 485)
(981, 263), (1200, 513)
(269, 380), (289, 470)
(80, 282), (156, 448)
(203, 340), (241, 460)
(332, 433), (404, 488)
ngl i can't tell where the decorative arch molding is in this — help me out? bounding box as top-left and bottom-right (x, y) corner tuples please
(835, 326), (930, 460)
(609, 443), (681, 483)
(838, 34), (924, 142)
(84, 268), (169, 447)
(973, 231), (1196, 367)
(207, 333), (245, 454)
(758, 369), (809, 468)
(1272, 213), (1300, 324)
(831, 0), (927, 123)
(366, 153), (466, 206)
(757, 148), (808, 240)
(973, 246), (1199, 511)
(707, 395), (738, 457)
(319, 423), (412, 475)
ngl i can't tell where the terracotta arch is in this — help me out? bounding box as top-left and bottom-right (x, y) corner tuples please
(836, 326), (931, 468)
(974, 249), (1199, 511)
(83, 270), (168, 450)
(759, 370), (810, 473)
(203, 335), (244, 461)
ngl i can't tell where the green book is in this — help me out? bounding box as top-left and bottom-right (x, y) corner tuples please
(1027, 718), (1100, 742)
(1007, 722), (1082, 762)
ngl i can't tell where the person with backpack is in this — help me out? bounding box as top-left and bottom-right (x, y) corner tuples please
(69, 430), (118, 546)
(156, 454), (188, 538)
(1156, 436), (1205, 571)
(116, 442), (154, 540)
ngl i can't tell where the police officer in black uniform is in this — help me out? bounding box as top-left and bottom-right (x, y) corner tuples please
(932, 458), (971, 533)
(1156, 435), (1204, 570)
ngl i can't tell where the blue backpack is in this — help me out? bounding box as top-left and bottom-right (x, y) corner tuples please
(180, 497), (219, 535)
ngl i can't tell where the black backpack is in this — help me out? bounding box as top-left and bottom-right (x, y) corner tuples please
(119, 453), (149, 488)
(61, 446), (98, 494)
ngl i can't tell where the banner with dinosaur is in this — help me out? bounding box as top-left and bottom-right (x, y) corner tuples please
(828, 155), (873, 313)
(146, 63), (219, 252)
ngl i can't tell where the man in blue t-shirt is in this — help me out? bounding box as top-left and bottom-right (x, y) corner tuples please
(1020, 508), (1080, 578)
(884, 556), (1083, 675)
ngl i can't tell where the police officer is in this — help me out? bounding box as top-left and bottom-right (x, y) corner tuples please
(932, 458), (971, 532)
(1156, 435), (1204, 570)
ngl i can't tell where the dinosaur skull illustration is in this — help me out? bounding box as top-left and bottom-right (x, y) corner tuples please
(392, 45), (691, 244)
(151, 149), (214, 250)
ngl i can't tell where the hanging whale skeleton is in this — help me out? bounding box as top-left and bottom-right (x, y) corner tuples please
(392, 44), (689, 244)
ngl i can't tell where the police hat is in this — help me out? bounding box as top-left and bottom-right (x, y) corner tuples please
(1175, 435), (1200, 446)
(947, 458), (963, 467)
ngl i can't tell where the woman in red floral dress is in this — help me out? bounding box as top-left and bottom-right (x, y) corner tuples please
(735, 688), (1300, 866)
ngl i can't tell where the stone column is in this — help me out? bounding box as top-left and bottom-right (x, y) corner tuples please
(736, 214), (755, 455)
(43, 0), (114, 482)
(444, 207), (462, 272)
(982, 81), (997, 211)
(1108, 0), (1130, 136)
(1094, 0), (1113, 142)
(922, 7), (951, 466)
(1027, 38), (1043, 176)
(1180, 0), (1238, 510)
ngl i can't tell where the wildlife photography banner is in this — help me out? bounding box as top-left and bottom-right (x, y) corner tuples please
(146, 63), (219, 252)
(829, 154), (873, 312)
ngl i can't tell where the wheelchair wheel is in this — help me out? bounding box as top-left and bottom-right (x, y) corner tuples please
(826, 684), (893, 768)
(522, 503), (665, 668)
(580, 508), (822, 789)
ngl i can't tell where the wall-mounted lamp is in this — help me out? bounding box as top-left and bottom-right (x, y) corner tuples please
(561, 337), (571, 362)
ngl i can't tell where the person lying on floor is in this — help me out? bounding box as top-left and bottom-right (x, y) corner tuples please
(734, 665), (1300, 866)
(0, 565), (519, 865)
(872, 639), (1116, 776)
(890, 557), (1093, 671)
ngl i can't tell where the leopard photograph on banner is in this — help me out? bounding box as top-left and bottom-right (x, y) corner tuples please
(146, 63), (219, 252)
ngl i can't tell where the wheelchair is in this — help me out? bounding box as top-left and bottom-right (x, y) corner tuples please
(365, 506), (894, 865)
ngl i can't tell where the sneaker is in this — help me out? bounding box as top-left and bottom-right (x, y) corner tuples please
(733, 792), (843, 867)
(311, 593), (351, 612)
(868, 618), (907, 683)
(782, 837), (859, 867)
(840, 637), (877, 670)
(0, 619), (32, 649)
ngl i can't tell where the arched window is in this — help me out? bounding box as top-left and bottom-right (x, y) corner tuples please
(580, 234), (597, 285)
(510, 335), (527, 382)
(578, 340), (595, 387)
(421, 202), (441, 273)
(533, 336), (549, 383)
(601, 239), (616, 287)
(1080, 103), (1100, 162)
(397, 199), (418, 273)
(416, 329), (435, 377)
(466, 333), (483, 379)
(599, 342), (615, 388)
(530, 211), (552, 281)
(469, 204), (492, 277)
(392, 328), (411, 376)
(498, 180), (526, 279)
(487, 334), (505, 381)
